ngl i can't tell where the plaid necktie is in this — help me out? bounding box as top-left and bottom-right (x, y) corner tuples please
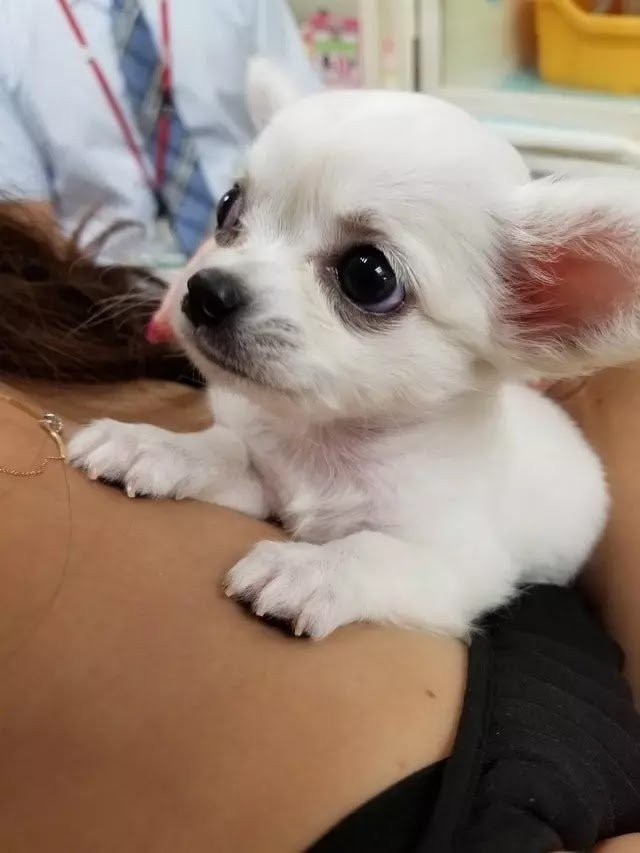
(111, 0), (215, 256)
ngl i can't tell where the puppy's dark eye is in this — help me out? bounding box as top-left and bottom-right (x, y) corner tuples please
(216, 184), (244, 235)
(337, 246), (403, 313)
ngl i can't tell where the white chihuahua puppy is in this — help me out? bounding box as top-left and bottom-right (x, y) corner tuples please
(70, 60), (640, 639)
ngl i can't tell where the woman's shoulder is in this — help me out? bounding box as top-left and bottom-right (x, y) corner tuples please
(0, 378), (466, 852)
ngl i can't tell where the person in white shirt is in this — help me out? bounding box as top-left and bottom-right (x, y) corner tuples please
(0, 0), (318, 263)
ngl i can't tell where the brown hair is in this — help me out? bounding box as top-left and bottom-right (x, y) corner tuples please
(0, 207), (198, 384)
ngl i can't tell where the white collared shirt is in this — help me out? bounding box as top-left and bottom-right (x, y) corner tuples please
(0, 0), (318, 261)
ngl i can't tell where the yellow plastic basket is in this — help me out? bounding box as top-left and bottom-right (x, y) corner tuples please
(535, 0), (640, 94)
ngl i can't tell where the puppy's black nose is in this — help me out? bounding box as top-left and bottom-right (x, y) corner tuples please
(183, 269), (247, 329)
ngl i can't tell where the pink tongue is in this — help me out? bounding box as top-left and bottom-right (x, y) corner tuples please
(145, 314), (175, 344)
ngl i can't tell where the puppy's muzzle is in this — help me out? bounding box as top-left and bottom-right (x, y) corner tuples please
(182, 269), (248, 330)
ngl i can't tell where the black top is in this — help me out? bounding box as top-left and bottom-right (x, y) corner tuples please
(310, 585), (640, 853)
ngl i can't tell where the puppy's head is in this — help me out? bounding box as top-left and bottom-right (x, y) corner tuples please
(165, 59), (640, 421)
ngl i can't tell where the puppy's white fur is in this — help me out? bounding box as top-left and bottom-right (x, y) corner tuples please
(70, 61), (640, 639)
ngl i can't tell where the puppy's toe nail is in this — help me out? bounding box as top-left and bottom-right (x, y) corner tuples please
(87, 468), (99, 481)
(126, 484), (137, 499)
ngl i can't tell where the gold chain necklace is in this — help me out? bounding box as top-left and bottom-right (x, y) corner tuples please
(0, 394), (66, 477)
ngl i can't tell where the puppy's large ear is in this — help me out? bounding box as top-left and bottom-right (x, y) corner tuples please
(247, 57), (301, 132)
(494, 177), (640, 377)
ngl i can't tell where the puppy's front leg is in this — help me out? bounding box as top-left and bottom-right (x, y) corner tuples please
(225, 531), (514, 638)
(69, 421), (269, 518)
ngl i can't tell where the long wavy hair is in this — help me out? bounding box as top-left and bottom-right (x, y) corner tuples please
(0, 207), (198, 384)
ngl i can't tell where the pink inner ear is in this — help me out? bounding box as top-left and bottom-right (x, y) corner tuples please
(513, 244), (634, 335)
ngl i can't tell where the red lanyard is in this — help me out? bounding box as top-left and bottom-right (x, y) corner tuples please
(56, 0), (172, 195)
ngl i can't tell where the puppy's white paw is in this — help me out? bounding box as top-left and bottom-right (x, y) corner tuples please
(69, 419), (203, 499)
(225, 541), (356, 639)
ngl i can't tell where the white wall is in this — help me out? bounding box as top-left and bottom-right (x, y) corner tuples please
(443, 0), (513, 87)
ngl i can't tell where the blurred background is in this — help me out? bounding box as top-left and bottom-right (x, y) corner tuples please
(289, 0), (640, 178)
(3, 1), (640, 268)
